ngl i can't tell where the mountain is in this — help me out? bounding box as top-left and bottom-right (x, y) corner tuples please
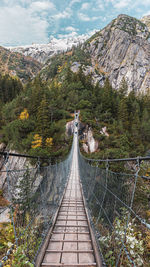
(83, 14), (150, 93)
(42, 14), (150, 94)
(0, 46), (42, 83)
(7, 14), (150, 93)
(8, 34), (91, 64)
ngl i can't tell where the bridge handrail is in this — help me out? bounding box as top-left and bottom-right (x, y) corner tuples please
(0, 151), (49, 160)
(80, 151), (150, 162)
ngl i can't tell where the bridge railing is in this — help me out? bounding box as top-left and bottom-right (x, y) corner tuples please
(78, 148), (150, 267)
(0, 141), (74, 266)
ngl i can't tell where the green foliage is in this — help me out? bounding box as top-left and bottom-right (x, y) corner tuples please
(3, 118), (35, 151)
(42, 54), (66, 79)
(1, 61), (150, 162)
(37, 95), (51, 143)
(1, 76), (73, 161)
(99, 209), (145, 266)
(0, 223), (15, 256)
(118, 77), (128, 97)
(0, 74), (23, 103)
(15, 168), (34, 221)
(11, 247), (34, 267)
(71, 45), (91, 65)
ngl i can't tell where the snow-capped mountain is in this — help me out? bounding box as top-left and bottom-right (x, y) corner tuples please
(8, 34), (92, 64)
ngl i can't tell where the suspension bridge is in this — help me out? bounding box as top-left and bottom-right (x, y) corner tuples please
(0, 113), (150, 266)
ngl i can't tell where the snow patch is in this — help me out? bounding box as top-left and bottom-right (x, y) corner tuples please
(7, 34), (91, 64)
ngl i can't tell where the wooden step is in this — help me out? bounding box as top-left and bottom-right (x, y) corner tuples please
(41, 264), (97, 266)
(46, 250), (94, 253)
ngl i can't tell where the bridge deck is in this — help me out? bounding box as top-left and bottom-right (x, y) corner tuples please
(36, 125), (101, 267)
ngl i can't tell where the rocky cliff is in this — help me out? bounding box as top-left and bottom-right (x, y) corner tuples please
(82, 127), (99, 153)
(39, 14), (150, 94)
(84, 14), (150, 93)
(66, 120), (98, 153)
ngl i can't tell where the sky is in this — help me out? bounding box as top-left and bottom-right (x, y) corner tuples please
(0, 0), (150, 47)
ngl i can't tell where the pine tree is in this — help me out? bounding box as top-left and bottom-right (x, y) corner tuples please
(141, 108), (150, 142)
(119, 77), (128, 98)
(131, 104), (140, 140)
(16, 168), (33, 224)
(29, 77), (44, 115)
(102, 78), (116, 116)
(37, 95), (51, 146)
(118, 98), (129, 129)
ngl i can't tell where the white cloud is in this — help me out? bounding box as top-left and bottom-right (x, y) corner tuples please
(92, 16), (101, 21)
(65, 26), (78, 32)
(105, 0), (115, 4)
(30, 1), (55, 12)
(2, 0), (32, 6)
(78, 12), (100, 22)
(114, 0), (131, 9)
(0, 5), (49, 46)
(78, 12), (91, 21)
(53, 8), (72, 20)
(58, 31), (78, 39)
(81, 3), (90, 10)
(105, 0), (132, 9)
(96, 0), (105, 10)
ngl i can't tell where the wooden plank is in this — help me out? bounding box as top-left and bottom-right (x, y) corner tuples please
(50, 240), (91, 242)
(41, 264), (96, 266)
(46, 250), (94, 253)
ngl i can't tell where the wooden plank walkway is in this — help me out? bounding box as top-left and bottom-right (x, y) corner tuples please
(36, 118), (102, 267)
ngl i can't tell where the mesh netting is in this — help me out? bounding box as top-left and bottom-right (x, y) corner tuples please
(0, 142), (74, 266)
(78, 148), (150, 266)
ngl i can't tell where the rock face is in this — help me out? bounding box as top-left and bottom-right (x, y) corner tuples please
(0, 151), (43, 223)
(84, 14), (150, 93)
(85, 128), (99, 153)
(66, 120), (74, 136)
(0, 151), (42, 196)
(0, 208), (10, 223)
(82, 126), (98, 153)
(65, 120), (98, 153)
(0, 152), (29, 190)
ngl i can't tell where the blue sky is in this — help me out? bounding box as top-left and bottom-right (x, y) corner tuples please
(0, 0), (150, 47)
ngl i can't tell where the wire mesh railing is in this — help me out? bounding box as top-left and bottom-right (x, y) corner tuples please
(0, 142), (74, 266)
(78, 148), (150, 267)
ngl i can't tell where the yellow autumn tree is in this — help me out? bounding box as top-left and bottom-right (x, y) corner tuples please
(58, 62), (67, 73)
(46, 137), (53, 147)
(31, 134), (42, 149)
(58, 65), (63, 73)
(19, 109), (29, 120)
(54, 79), (61, 89)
